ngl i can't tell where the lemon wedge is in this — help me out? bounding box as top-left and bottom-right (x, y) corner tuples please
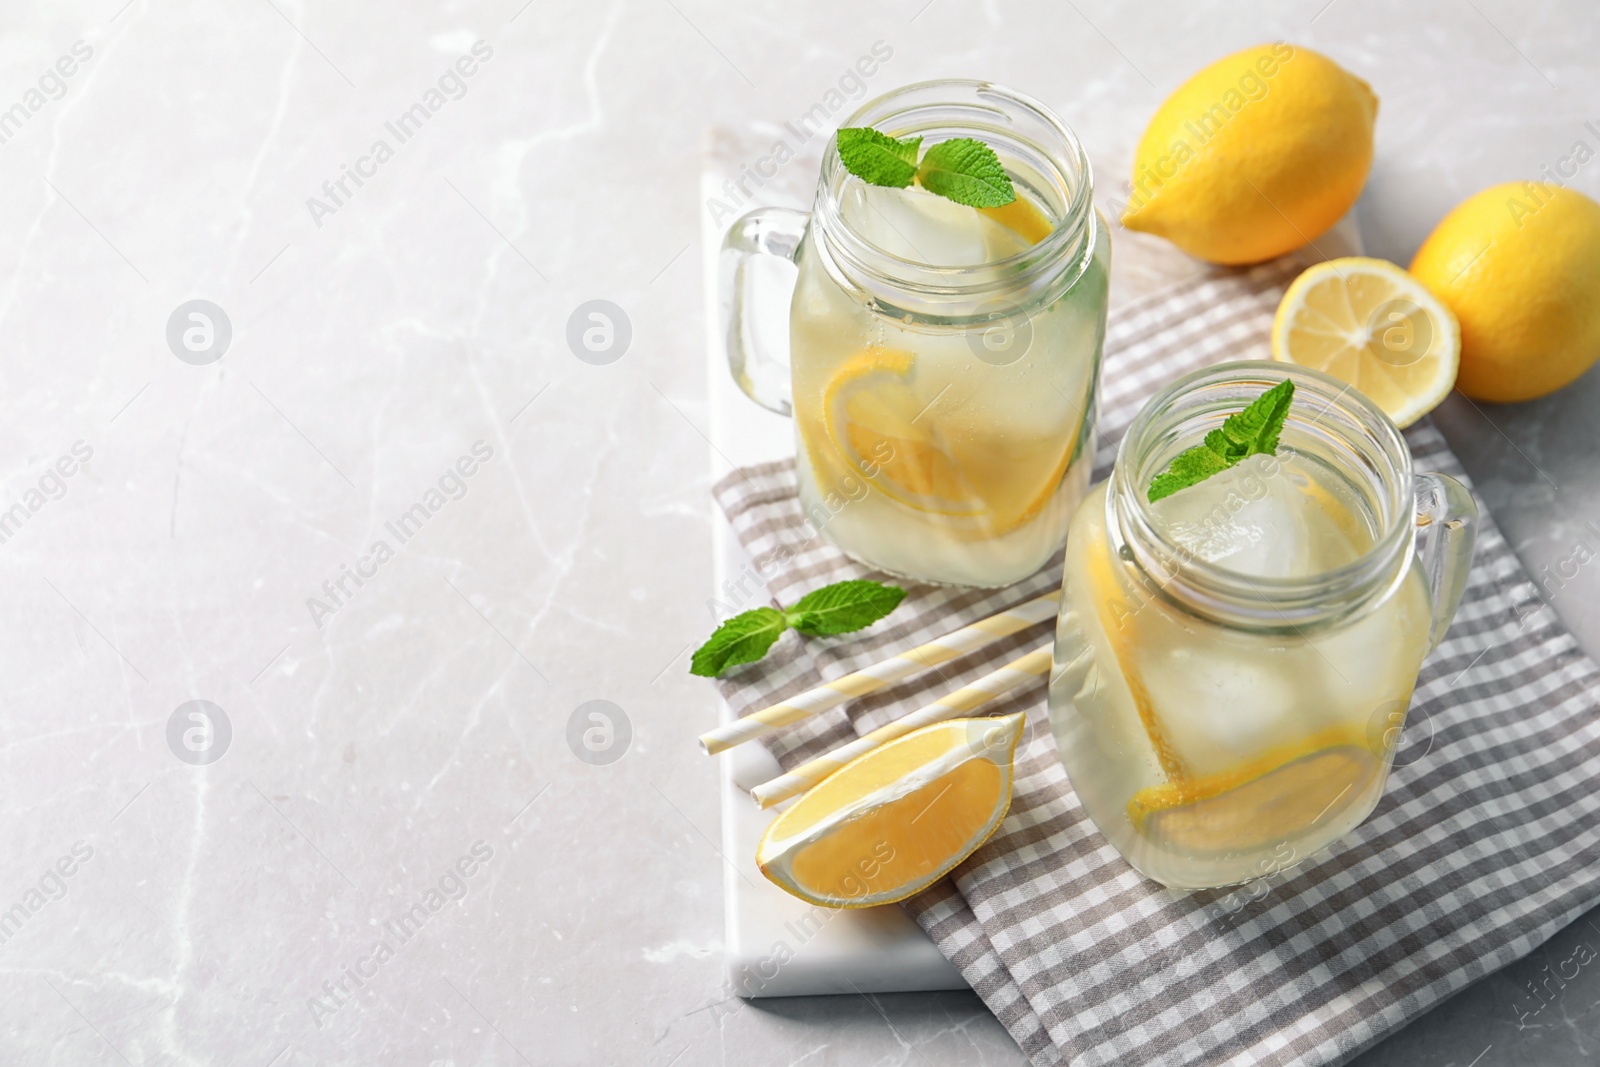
(1271, 257), (1459, 428)
(756, 714), (1023, 909)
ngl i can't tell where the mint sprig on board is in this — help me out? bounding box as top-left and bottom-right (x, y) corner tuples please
(836, 129), (1016, 209)
(1147, 379), (1296, 503)
(690, 579), (907, 677)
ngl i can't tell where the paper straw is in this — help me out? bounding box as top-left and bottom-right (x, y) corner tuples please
(749, 645), (1053, 809)
(698, 590), (1059, 755)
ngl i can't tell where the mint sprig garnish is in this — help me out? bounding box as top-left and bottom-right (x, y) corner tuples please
(1147, 379), (1296, 503)
(836, 128), (1016, 209)
(690, 579), (907, 677)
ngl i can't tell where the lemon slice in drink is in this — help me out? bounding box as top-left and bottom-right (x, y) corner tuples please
(815, 347), (1078, 535)
(1070, 507), (1190, 780)
(756, 714), (1023, 909)
(1271, 257), (1459, 428)
(820, 347), (987, 519)
(1127, 724), (1379, 856)
(981, 196), (1055, 247)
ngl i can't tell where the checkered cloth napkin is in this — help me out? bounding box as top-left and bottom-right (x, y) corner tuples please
(712, 258), (1600, 1066)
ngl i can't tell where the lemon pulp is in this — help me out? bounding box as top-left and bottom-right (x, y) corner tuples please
(757, 715), (1023, 908)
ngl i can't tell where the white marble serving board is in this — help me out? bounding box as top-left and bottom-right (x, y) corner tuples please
(698, 166), (968, 997)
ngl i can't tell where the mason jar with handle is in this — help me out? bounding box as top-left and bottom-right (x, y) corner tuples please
(1047, 361), (1478, 890)
(720, 79), (1110, 588)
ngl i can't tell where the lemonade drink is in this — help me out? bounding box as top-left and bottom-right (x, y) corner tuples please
(1047, 363), (1475, 889)
(790, 182), (1109, 588)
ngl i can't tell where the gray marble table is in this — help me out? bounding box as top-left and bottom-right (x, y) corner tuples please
(3, 1), (1596, 1064)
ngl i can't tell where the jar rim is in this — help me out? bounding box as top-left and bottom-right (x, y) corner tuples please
(1110, 360), (1416, 630)
(813, 79), (1096, 302)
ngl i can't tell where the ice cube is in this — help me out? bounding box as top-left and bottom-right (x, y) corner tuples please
(1141, 644), (1303, 772)
(1153, 465), (1315, 579)
(839, 185), (990, 266)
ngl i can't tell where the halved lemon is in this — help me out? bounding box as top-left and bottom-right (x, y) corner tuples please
(756, 713), (1023, 909)
(1271, 257), (1459, 428)
(1128, 723), (1379, 855)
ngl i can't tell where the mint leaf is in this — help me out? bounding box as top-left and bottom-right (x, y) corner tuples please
(837, 128), (921, 188)
(1148, 446), (1234, 503)
(1147, 380), (1295, 502)
(784, 579), (906, 637)
(1211, 379), (1295, 460)
(689, 580), (908, 676)
(915, 138), (1016, 208)
(690, 607), (787, 677)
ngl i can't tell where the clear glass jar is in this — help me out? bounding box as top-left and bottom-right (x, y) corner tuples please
(1048, 362), (1477, 889)
(720, 80), (1110, 587)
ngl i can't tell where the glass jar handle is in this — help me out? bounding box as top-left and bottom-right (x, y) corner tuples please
(1414, 472), (1479, 654)
(719, 206), (808, 416)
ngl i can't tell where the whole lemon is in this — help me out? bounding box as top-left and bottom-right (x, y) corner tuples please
(1121, 43), (1377, 265)
(1410, 183), (1600, 402)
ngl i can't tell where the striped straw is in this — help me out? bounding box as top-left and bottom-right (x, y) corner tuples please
(749, 645), (1053, 808)
(698, 590), (1059, 755)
